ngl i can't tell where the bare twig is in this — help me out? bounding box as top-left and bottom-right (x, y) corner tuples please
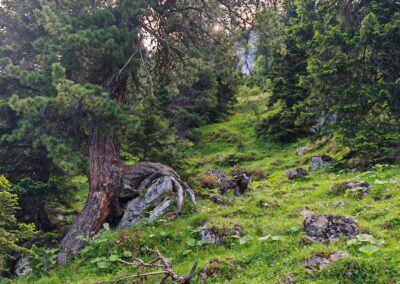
(97, 248), (198, 284)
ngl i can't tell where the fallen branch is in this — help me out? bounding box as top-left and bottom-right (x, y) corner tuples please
(96, 248), (198, 284)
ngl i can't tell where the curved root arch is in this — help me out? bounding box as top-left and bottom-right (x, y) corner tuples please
(122, 162), (196, 213)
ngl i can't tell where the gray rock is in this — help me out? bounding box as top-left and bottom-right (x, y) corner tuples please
(283, 275), (295, 283)
(236, 30), (258, 76)
(332, 201), (346, 207)
(286, 168), (308, 180)
(303, 215), (359, 243)
(296, 147), (308, 156)
(200, 259), (221, 281)
(302, 251), (347, 272)
(201, 228), (225, 245)
(231, 224), (242, 238)
(119, 176), (174, 227)
(15, 257), (32, 277)
(309, 155), (334, 171)
(345, 182), (371, 199)
(210, 195), (227, 205)
(300, 208), (314, 217)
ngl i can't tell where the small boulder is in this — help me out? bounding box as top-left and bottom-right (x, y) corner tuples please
(286, 168), (308, 180)
(345, 182), (371, 199)
(302, 251), (348, 272)
(303, 215), (359, 243)
(330, 181), (371, 199)
(296, 147), (308, 156)
(200, 259), (221, 281)
(209, 195), (228, 205)
(14, 257), (32, 277)
(309, 155), (334, 171)
(201, 227), (225, 245)
(300, 208), (314, 217)
(332, 200), (346, 207)
(283, 275), (295, 283)
(231, 224), (242, 238)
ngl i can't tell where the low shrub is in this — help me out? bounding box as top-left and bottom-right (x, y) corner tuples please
(197, 174), (220, 189)
(230, 166), (268, 181)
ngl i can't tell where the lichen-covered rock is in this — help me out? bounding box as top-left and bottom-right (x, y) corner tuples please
(231, 224), (242, 238)
(119, 176), (175, 227)
(286, 168), (308, 180)
(14, 257), (32, 277)
(332, 200), (346, 207)
(300, 208), (313, 217)
(201, 228), (225, 245)
(302, 251), (347, 272)
(200, 259), (221, 281)
(330, 181), (371, 199)
(209, 195), (227, 205)
(345, 182), (371, 199)
(283, 274), (295, 283)
(296, 147), (308, 156)
(309, 155), (334, 171)
(303, 215), (359, 243)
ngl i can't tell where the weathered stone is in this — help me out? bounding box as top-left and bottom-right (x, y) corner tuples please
(205, 169), (251, 196)
(204, 169), (228, 182)
(303, 215), (359, 243)
(302, 251), (348, 272)
(231, 224), (242, 238)
(201, 228), (225, 245)
(345, 182), (371, 199)
(210, 195), (228, 205)
(14, 257), (32, 277)
(286, 168), (308, 180)
(300, 208), (314, 217)
(332, 201), (346, 207)
(296, 147), (308, 156)
(283, 275), (295, 283)
(200, 259), (221, 281)
(309, 155), (334, 171)
(119, 176), (175, 227)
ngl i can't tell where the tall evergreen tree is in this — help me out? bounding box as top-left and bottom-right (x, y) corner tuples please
(0, 0), (262, 263)
(304, 0), (400, 161)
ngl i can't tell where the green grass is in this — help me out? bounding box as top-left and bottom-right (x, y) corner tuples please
(5, 101), (400, 284)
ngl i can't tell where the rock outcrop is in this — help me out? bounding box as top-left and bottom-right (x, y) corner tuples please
(201, 227), (225, 245)
(303, 215), (359, 243)
(302, 251), (347, 272)
(14, 257), (32, 277)
(286, 168), (308, 180)
(309, 155), (335, 171)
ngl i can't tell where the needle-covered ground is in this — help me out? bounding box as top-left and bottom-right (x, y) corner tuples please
(7, 101), (400, 284)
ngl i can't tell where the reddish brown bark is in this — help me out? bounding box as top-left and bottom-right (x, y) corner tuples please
(57, 118), (194, 264)
(58, 120), (123, 264)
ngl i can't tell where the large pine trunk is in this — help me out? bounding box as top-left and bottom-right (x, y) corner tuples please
(57, 120), (123, 264)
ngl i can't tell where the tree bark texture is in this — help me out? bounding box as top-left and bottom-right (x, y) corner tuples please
(58, 122), (195, 264)
(58, 120), (123, 264)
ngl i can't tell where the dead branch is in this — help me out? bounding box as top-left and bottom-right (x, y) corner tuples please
(96, 248), (198, 284)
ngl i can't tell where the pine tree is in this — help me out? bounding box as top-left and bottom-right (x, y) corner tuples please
(0, 0), (262, 263)
(305, 0), (400, 161)
(0, 176), (35, 271)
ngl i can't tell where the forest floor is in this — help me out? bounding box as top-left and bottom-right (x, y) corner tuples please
(6, 95), (400, 284)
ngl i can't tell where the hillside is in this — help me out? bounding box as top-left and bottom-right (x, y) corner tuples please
(8, 96), (400, 284)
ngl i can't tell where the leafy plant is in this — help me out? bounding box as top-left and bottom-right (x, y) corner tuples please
(29, 244), (59, 275)
(347, 234), (385, 256)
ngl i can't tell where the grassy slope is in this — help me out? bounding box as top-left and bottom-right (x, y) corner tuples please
(6, 106), (400, 284)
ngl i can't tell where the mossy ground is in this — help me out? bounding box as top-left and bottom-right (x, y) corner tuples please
(5, 100), (400, 284)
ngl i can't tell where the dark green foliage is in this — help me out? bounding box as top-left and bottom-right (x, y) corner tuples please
(158, 50), (239, 136)
(255, 1), (316, 143)
(218, 152), (257, 167)
(0, 176), (35, 271)
(254, 0), (400, 161)
(305, 1), (400, 161)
